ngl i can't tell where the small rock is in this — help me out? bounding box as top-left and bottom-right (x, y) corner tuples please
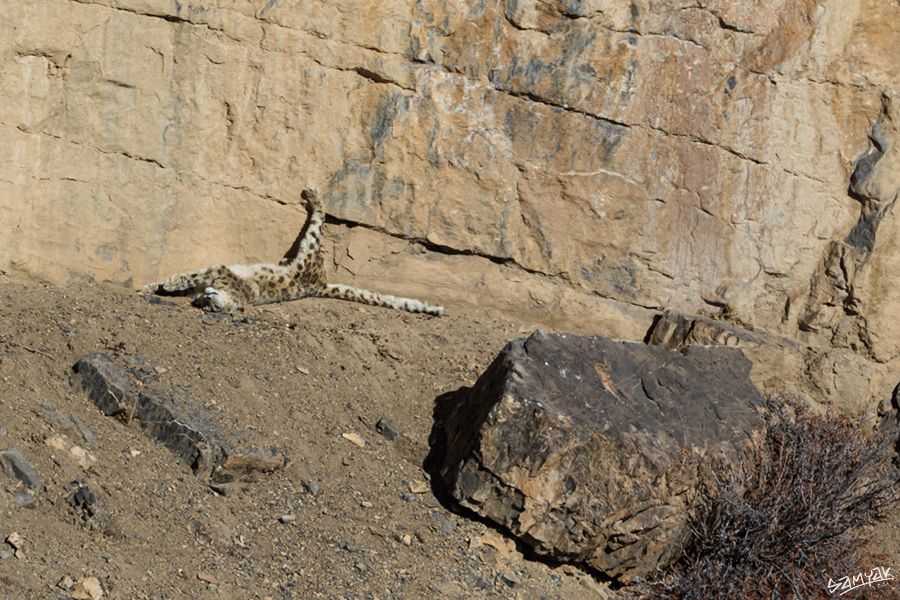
(278, 514), (297, 523)
(341, 432), (366, 448)
(354, 562), (368, 572)
(408, 480), (429, 494)
(401, 493), (418, 503)
(58, 575), (76, 591)
(71, 576), (104, 599)
(5, 532), (24, 549)
(197, 571), (219, 585)
(500, 569), (522, 587)
(209, 482), (241, 496)
(200, 314), (224, 326)
(301, 480), (320, 495)
(0, 448), (41, 501)
(66, 479), (113, 532)
(375, 417), (399, 441)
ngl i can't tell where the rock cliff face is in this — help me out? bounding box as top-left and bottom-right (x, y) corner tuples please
(2, 0), (899, 403)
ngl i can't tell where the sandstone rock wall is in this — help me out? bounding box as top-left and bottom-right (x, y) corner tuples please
(2, 0), (900, 396)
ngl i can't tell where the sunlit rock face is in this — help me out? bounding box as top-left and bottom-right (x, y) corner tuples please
(3, 0), (900, 398)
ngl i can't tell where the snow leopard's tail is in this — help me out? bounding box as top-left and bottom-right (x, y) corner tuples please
(319, 284), (445, 316)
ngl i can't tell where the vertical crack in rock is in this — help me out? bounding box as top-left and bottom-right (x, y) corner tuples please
(799, 93), (900, 360)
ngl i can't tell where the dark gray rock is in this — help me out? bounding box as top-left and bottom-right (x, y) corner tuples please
(375, 417), (399, 441)
(71, 355), (285, 483)
(65, 479), (112, 531)
(71, 354), (134, 416)
(430, 331), (764, 583)
(133, 386), (226, 479)
(0, 448), (41, 504)
(133, 387), (285, 482)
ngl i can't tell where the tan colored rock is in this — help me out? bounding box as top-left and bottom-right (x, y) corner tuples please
(2, 0), (900, 393)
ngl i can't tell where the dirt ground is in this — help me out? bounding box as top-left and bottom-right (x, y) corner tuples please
(0, 279), (618, 600)
(2, 279), (899, 600)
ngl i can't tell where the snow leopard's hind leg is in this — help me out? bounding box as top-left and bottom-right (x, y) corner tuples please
(319, 284), (445, 316)
(280, 189), (328, 291)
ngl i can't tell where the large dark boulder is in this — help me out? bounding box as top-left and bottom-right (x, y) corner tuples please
(430, 331), (764, 582)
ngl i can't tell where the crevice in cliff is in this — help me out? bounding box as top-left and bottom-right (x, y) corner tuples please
(323, 213), (519, 269)
(797, 98), (896, 361)
(12, 124), (168, 173)
(712, 14), (758, 35)
(644, 123), (767, 166)
(296, 51), (415, 92)
(69, 0), (209, 29)
(491, 82), (773, 170)
(490, 83), (632, 130)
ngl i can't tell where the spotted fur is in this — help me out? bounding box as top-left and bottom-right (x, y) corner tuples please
(140, 189), (444, 316)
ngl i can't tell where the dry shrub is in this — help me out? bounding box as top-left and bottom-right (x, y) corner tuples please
(649, 396), (900, 600)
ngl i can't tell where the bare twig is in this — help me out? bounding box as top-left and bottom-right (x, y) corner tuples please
(8, 341), (54, 360)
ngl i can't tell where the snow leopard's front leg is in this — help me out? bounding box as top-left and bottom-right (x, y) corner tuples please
(140, 266), (221, 295)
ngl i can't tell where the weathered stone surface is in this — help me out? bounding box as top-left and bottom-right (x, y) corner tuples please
(71, 354), (284, 482)
(133, 386), (228, 478)
(71, 354), (134, 416)
(646, 310), (897, 418)
(432, 331), (764, 582)
(0, 448), (42, 504)
(1, 0), (897, 343)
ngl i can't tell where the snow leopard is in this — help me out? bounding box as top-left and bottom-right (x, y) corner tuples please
(140, 189), (444, 316)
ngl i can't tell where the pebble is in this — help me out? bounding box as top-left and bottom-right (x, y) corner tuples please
(71, 576), (104, 599)
(301, 481), (320, 495)
(278, 514), (297, 523)
(5, 532), (24, 549)
(375, 417), (399, 441)
(341, 432), (366, 447)
(408, 480), (429, 494)
(197, 571), (219, 585)
(500, 569), (522, 587)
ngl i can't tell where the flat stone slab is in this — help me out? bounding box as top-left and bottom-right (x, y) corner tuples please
(0, 448), (42, 504)
(431, 331), (764, 582)
(72, 354), (284, 483)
